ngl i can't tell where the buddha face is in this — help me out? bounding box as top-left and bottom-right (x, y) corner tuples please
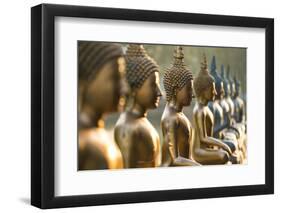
(224, 82), (231, 97)
(203, 82), (217, 102)
(135, 72), (162, 109)
(176, 80), (193, 106)
(83, 57), (127, 114)
(216, 81), (225, 100)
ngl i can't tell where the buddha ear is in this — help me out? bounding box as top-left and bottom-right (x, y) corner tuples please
(125, 89), (136, 110)
(173, 87), (178, 101)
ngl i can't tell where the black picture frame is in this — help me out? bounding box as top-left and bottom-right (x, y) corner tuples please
(31, 3), (274, 209)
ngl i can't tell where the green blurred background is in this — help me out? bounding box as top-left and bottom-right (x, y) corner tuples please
(105, 43), (246, 143)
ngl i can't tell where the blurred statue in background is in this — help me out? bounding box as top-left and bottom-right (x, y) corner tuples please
(219, 65), (232, 129)
(114, 44), (162, 168)
(220, 65), (245, 162)
(161, 46), (200, 166)
(226, 65), (237, 106)
(208, 56), (229, 139)
(233, 75), (247, 160)
(221, 65), (235, 118)
(208, 57), (240, 163)
(192, 54), (232, 165)
(78, 42), (127, 170)
(220, 65), (241, 138)
(233, 76), (246, 124)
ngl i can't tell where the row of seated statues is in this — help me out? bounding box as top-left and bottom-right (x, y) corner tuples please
(78, 42), (247, 170)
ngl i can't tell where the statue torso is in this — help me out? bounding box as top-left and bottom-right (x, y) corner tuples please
(161, 106), (192, 164)
(115, 111), (161, 168)
(225, 96), (235, 116)
(175, 112), (192, 157)
(208, 101), (223, 127)
(208, 100), (224, 137)
(193, 104), (214, 150)
(79, 128), (123, 170)
(220, 99), (230, 125)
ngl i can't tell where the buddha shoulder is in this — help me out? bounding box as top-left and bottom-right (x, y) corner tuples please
(115, 111), (157, 139)
(79, 128), (111, 150)
(161, 111), (179, 130)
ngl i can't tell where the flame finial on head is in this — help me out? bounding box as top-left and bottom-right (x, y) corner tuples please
(210, 56), (217, 76)
(200, 53), (208, 74)
(125, 44), (148, 59)
(210, 56), (223, 95)
(226, 65), (232, 81)
(173, 46), (184, 63)
(193, 53), (215, 98)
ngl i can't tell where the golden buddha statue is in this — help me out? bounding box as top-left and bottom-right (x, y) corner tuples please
(161, 46), (200, 166)
(114, 44), (162, 168)
(192, 54), (233, 165)
(78, 42), (127, 170)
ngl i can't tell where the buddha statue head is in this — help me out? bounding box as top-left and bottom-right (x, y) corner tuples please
(233, 75), (241, 98)
(226, 65), (236, 98)
(78, 41), (127, 127)
(220, 64), (231, 98)
(210, 56), (225, 100)
(163, 46), (193, 106)
(194, 54), (216, 103)
(125, 44), (162, 111)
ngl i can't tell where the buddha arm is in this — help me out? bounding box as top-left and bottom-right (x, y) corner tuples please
(213, 121), (228, 135)
(196, 110), (232, 155)
(166, 119), (200, 166)
(166, 119), (177, 164)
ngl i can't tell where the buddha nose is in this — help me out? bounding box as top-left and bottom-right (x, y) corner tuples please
(192, 92), (196, 98)
(157, 85), (162, 97)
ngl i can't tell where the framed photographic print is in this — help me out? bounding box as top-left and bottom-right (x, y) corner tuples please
(31, 3), (274, 209)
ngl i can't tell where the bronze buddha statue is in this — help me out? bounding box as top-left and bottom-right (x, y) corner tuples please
(226, 65), (236, 103)
(223, 65), (235, 118)
(208, 56), (229, 139)
(114, 44), (162, 168)
(232, 75), (247, 160)
(233, 76), (245, 123)
(192, 54), (232, 165)
(161, 46), (200, 166)
(219, 65), (235, 129)
(207, 57), (240, 161)
(78, 42), (127, 170)
(216, 65), (246, 163)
